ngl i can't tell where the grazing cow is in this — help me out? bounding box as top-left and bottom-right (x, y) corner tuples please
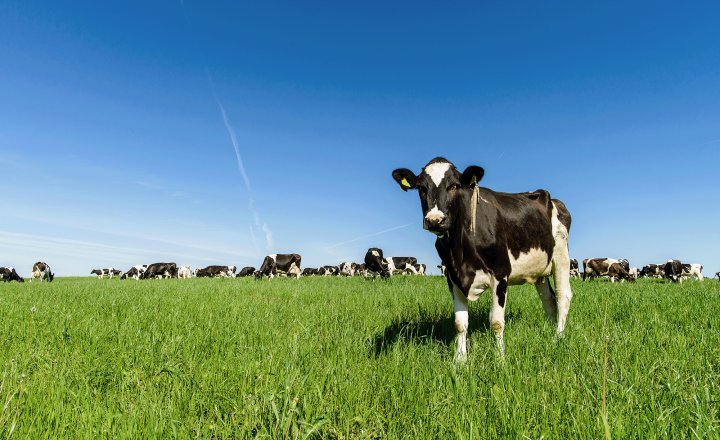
(237, 266), (256, 277)
(195, 265), (236, 278)
(664, 260), (683, 283)
(353, 263), (367, 276)
(569, 259), (580, 278)
(141, 263), (177, 279)
(301, 267), (318, 277)
(31, 262), (54, 282)
(90, 268), (115, 279)
(385, 257), (419, 276)
(121, 265), (148, 280)
(411, 263), (427, 275)
(681, 263), (704, 281)
(392, 157), (573, 359)
(364, 248), (390, 279)
(255, 254), (302, 280)
(0, 267), (24, 283)
(437, 264), (447, 277)
(318, 265), (339, 276)
(639, 264), (664, 279)
(338, 262), (358, 277)
(583, 258), (634, 283)
(628, 267), (639, 279)
(178, 266), (192, 279)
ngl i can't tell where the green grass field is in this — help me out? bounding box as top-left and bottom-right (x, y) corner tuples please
(1, 276), (718, 438)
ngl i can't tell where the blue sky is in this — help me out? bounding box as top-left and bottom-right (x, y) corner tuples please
(1, 1), (718, 277)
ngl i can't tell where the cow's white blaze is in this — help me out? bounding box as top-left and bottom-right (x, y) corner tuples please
(424, 162), (451, 186)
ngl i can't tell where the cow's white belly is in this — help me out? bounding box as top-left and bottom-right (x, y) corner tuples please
(508, 248), (552, 285)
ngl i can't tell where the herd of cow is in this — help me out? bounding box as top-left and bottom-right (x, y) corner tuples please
(571, 258), (707, 283)
(0, 250), (430, 283)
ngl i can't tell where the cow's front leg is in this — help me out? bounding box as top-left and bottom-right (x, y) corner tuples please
(489, 279), (507, 357)
(451, 284), (469, 362)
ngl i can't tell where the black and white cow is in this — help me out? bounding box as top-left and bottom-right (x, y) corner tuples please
(617, 258), (630, 272)
(90, 268), (116, 279)
(195, 265), (236, 278)
(353, 263), (366, 276)
(364, 248), (390, 279)
(121, 265), (148, 280)
(31, 262), (54, 282)
(237, 266), (256, 277)
(411, 263), (427, 275)
(385, 257), (418, 276)
(681, 263), (704, 281)
(569, 259), (580, 278)
(583, 258), (635, 283)
(318, 265), (339, 276)
(639, 264), (664, 278)
(338, 262), (358, 277)
(715, 271), (720, 282)
(255, 254), (302, 280)
(301, 267), (318, 277)
(393, 157), (573, 359)
(177, 266), (192, 279)
(437, 264), (447, 277)
(141, 262), (177, 279)
(628, 267), (639, 279)
(0, 267), (24, 282)
(664, 260), (683, 283)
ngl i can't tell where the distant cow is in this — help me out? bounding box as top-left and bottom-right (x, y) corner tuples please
(121, 265), (148, 280)
(338, 262), (357, 277)
(141, 263), (177, 279)
(617, 258), (630, 272)
(0, 267), (24, 283)
(411, 263), (427, 275)
(255, 254), (302, 280)
(31, 262), (54, 282)
(639, 264), (664, 279)
(437, 264), (446, 277)
(664, 260), (683, 283)
(319, 265), (339, 276)
(195, 265), (236, 278)
(628, 267), (639, 279)
(681, 263), (704, 281)
(569, 259), (580, 278)
(583, 258), (634, 283)
(237, 266), (256, 277)
(385, 257), (418, 276)
(301, 267), (318, 277)
(364, 248), (390, 279)
(90, 268), (115, 279)
(715, 272), (720, 281)
(178, 266), (192, 279)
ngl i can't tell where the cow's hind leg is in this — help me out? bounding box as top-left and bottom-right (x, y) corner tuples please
(489, 278), (508, 357)
(534, 277), (558, 323)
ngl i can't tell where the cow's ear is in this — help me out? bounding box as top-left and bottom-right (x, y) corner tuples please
(461, 166), (484, 187)
(392, 168), (418, 192)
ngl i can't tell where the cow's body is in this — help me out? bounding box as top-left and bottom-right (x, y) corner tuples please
(91, 268), (115, 279)
(569, 259), (581, 278)
(628, 267), (639, 279)
(121, 265), (148, 280)
(664, 260), (683, 283)
(411, 263), (427, 275)
(255, 254), (302, 280)
(195, 265), (236, 278)
(0, 267), (24, 283)
(385, 257), (418, 276)
(639, 264), (664, 279)
(301, 267), (318, 277)
(237, 266), (256, 277)
(681, 263), (704, 281)
(393, 157), (573, 359)
(583, 258), (634, 283)
(617, 258), (630, 272)
(31, 262), (54, 282)
(364, 248), (390, 279)
(319, 265), (339, 276)
(178, 266), (192, 279)
(141, 263), (177, 279)
(353, 263), (366, 276)
(338, 262), (357, 277)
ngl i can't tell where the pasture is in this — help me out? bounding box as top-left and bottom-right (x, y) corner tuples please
(0, 276), (718, 438)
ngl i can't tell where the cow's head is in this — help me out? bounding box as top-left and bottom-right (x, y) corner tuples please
(392, 157), (484, 235)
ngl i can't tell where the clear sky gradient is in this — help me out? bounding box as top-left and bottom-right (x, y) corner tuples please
(1, 1), (719, 277)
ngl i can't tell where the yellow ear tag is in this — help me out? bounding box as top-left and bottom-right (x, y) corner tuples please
(401, 178), (411, 191)
(470, 175), (477, 186)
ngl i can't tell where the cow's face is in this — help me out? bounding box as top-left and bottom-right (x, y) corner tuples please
(393, 158), (484, 235)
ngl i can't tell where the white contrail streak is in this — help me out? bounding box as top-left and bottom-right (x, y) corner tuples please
(323, 222), (415, 250)
(216, 97), (251, 191)
(249, 225), (260, 257)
